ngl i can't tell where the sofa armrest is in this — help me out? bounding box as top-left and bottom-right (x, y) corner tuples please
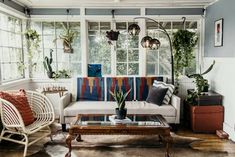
(59, 92), (72, 124)
(171, 94), (181, 124)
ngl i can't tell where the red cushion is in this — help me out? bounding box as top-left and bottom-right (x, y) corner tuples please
(0, 90), (35, 126)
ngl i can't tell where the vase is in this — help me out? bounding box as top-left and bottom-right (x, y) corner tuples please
(47, 72), (54, 78)
(115, 108), (127, 119)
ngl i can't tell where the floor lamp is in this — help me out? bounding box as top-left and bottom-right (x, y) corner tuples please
(128, 17), (174, 85)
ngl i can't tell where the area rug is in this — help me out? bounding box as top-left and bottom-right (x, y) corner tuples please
(0, 132), (233, 157)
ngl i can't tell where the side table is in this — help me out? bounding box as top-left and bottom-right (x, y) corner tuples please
(184, 90), (224, 133)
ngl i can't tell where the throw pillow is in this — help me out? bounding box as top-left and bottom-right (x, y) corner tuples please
(146, 86), (168, 106)
(153, 80), (175, 105)
(0, 89), (35, 126)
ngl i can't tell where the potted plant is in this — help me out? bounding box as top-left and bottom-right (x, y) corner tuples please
(186, 60), (215, 104)
(172, 29), (198, 93)
(109, 89), (131, 119)
(43, 49), (54, 78)
(54, 23), (78, 53)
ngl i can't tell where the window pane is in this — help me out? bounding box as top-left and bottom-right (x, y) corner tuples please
(128, 63), (139, 75)
(117, 63), (127, 75)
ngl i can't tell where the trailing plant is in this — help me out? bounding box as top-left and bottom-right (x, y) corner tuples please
(43, 49), (54, 78)
(173, 29), (198, 93)
(54, 23), (78, 53)
(186, 60), (215, 105)
(109, 89), (131, 110)
(23, 29), (41, 77)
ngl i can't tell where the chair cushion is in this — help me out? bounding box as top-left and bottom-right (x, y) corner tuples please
(64, 101), (176, 117)
(153, 81), (175, 105)
(0, 90), (35, 126)
(146, 86), (168, 106)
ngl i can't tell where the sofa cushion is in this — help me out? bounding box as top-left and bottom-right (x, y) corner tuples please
(76, 77), (104, 101)
(106, 77), (134, 101)
(153, 81), (175, 105)
(146, 86), (168, 106)
(63, 101), (176, 117)
(135, 77), (163, 101)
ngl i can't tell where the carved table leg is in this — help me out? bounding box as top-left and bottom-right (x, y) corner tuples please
(161, 135), (173, 157)
(76, 134), (83, 142)
(65, 134), (73, 157)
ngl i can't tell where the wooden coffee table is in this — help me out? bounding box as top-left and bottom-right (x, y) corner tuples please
(65, 114), (172, 157)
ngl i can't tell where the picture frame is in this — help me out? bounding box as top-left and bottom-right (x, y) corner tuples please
(214, 18), (223, 47)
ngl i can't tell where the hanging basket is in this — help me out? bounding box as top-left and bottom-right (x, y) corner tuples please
(63, 41), (73, 53)
(106, 30), (120, 41)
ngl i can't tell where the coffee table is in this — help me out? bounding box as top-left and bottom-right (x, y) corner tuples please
(65, 114), (172, 157)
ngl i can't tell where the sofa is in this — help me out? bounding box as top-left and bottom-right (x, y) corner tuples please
(59, 77), (181, 126)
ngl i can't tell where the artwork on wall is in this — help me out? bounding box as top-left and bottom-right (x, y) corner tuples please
(214, 18), (223, 47)
(88, 64), (102, 77)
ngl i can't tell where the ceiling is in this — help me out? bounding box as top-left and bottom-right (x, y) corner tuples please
(14, 0), (218, 8)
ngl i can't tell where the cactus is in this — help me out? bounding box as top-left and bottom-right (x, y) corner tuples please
(43, 49), (54, 78)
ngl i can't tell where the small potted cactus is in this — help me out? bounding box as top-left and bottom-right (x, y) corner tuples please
(43, 49), (54, 78)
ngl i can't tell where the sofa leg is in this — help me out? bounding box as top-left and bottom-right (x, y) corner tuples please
(62, 124), (66, 132)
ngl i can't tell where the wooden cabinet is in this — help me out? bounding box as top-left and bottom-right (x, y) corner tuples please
(184, 90), (224, 133)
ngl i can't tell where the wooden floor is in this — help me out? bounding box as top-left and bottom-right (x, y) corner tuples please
(0, 125), (235, 156)
(176, 127), (235, 154)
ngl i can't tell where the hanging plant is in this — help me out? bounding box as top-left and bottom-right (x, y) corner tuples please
(172, 29), (198, 92)
(23, 29), (41, 77)
(54, 23), (78, 53)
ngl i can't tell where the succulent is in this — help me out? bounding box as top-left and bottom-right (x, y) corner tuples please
(109, 89), (131, 110)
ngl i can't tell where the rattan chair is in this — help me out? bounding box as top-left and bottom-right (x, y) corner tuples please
(0, 90), (55, 157)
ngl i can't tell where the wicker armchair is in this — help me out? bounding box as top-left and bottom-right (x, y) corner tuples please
(0, 90), (55, 157)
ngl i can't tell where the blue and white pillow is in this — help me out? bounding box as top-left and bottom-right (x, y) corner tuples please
(153, 80), (175, 105)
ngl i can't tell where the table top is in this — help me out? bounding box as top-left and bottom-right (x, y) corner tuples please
(71, 114), (170, 129)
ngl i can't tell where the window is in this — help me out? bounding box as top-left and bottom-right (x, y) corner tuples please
(30, 21), (81, 77)
(88, 21), (139, 76)
(88, 22), (111, 75)
(0, 12), (24, 82)
(116, 22), (139, 75)
(146, 20), (199, 76)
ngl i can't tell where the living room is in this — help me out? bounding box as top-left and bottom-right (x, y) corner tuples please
(0, 0), (234, 156)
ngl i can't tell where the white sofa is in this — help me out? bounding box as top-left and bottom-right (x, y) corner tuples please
(59, 77), (181, 128)
(59, 93), (180, 124)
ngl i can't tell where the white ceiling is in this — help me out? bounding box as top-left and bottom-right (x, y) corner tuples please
(15, 0), (218, 8)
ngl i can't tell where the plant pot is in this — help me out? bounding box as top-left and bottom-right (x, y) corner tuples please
(115, 108), (127, 120)
(63, 41), (73, 53)
(47, 72), (54, 78)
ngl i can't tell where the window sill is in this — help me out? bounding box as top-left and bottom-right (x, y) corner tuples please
(0, 78), (30, 90)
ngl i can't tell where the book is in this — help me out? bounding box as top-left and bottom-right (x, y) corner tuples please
(109, 115), (132, 124)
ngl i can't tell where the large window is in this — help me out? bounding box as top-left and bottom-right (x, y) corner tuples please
(30, 21), (81, 77)
(0, 12), (24, 82)
(146, 20), (199, 76)
(88, 21), (139, 76)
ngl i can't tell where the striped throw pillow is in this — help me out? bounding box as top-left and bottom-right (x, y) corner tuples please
(153, 80), (175, 105)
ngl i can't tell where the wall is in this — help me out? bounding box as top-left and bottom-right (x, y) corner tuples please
(204, 0), (235, 141)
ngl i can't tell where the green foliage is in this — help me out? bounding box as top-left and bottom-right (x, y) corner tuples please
(188, 60), (215, 94)
(173, 30), (198, 93)
(186, 61), (215, 105)
(24, 29), (41, 75)
(43, 49), (53, 73)
(53, 69), (71, 79)
(109, 89), (131, 110)
(54, 23), (78, 53)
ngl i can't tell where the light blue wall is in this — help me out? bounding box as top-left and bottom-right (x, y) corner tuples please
(205, 0), (235, 57)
